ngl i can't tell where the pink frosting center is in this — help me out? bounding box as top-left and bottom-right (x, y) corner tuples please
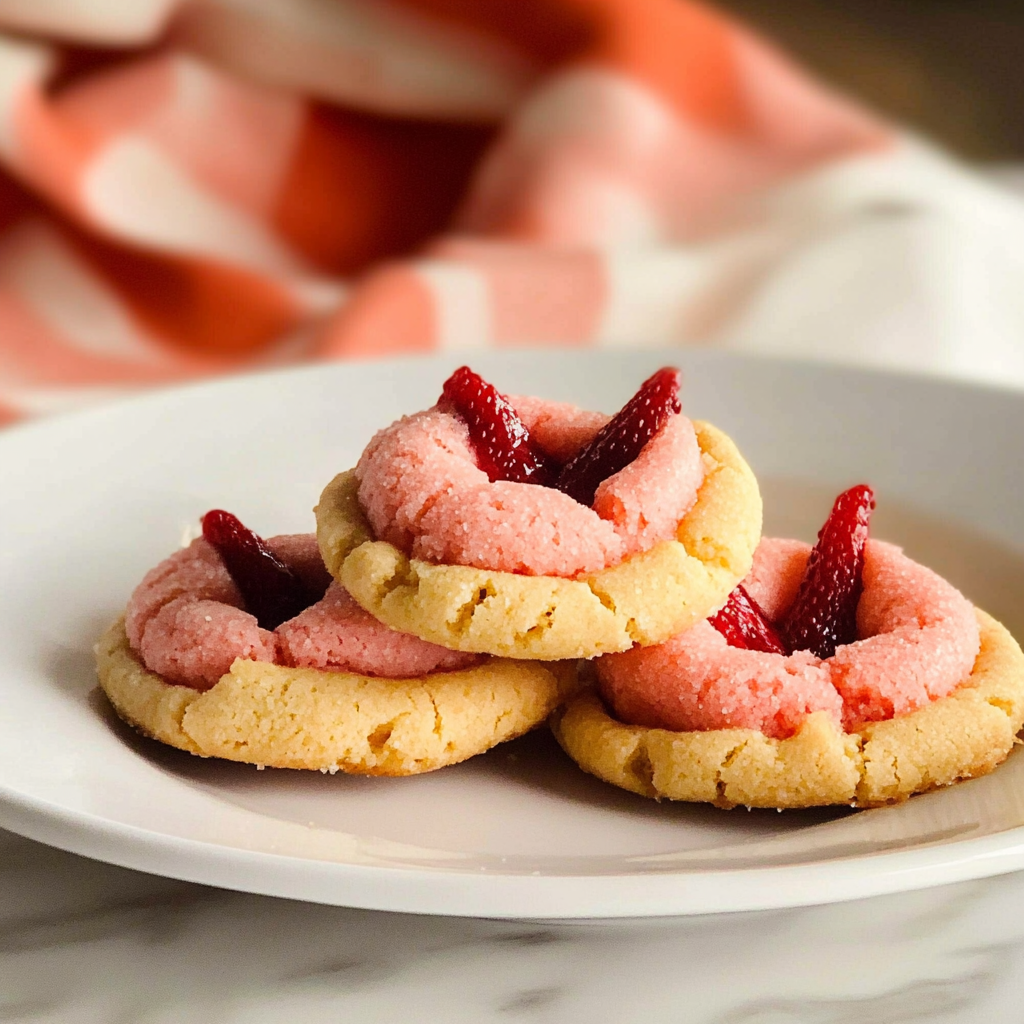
(125, 535), (479, 690)
(354, 396), (705, 578)
(597, 538), (981, 738)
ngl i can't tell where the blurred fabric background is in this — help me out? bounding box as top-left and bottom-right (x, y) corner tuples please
(1, 0), (1023, 423)
(718, 0), (1024, 160)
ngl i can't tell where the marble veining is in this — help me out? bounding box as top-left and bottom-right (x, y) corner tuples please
(3, 828), (1024, 1022)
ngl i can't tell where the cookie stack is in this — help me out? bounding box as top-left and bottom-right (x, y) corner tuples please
(97, 366), (1024, 809)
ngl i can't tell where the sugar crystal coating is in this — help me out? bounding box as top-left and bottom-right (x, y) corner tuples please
(277, 583), (479, 676)
(354, 396), (704, 578)
(136, 597), (276, 691)
(125, 537), (263, 690)
(597, 537), (981, 738)
(125, 534), (476, 690)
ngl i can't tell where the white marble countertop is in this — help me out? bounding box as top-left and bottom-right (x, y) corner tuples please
(4, 824), (1024, 1023)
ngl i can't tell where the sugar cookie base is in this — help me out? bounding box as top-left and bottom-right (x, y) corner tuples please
(315, 421), (761, 660)
(96, 619), (575, 775)
(551, 609), (1024, 809)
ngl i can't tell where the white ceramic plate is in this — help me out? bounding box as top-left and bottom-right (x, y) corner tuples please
(2, 350), (1024, 920)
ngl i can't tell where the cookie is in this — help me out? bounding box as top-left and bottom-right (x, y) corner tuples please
(598, 538), (983, 738)
(97, 618), (576, 775)
(551, 609), (1024, 808)
(316, 420), (762, 660)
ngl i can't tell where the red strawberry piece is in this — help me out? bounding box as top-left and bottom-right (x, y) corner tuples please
(554, 367), (682, 507)
(439, 366), (554, 485)
(201, 510), (312, 631)
(708, 585), (787, 654)
(780, 484), (876, 659)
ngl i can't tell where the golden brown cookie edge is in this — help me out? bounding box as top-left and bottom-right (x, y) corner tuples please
(551, 609), (1024, 809)
(96, 618), (575, 775)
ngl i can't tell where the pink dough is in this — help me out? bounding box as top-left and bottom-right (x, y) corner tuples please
(134, 597), (277, 691)
(125, 534), (475, 690)
(597, 538), (981, 738)
(510, 396), (609, 463)
(277, 583), (479, 676)
(831, 541), (982, 727)
(598, 621), (842, 740)
(355, 397), (704, 577)
(125, 537), (267, 690)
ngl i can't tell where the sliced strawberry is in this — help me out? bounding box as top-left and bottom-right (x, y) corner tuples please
(780, 484), (876, 659)
(201, 510), (311, 630)
(708, 585), (787, 654)
(554, 367), (682, 507)
(439, 366), (553, 485)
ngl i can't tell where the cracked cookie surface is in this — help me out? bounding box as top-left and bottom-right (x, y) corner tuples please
(315, 420), (761, 660)
(551, 609), (1024, 808)
(97, 618), (574, 774)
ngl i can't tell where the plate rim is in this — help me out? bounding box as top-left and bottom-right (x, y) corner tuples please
(3, 348), (1024, 919)
(5, 782), (1024, 919)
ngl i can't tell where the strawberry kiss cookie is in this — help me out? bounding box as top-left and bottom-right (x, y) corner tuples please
(553, 487), (1024, 808)
(316, 367), (762, 661)
(97, 512), (573, 775)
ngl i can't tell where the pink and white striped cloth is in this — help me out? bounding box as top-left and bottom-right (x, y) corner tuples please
(1, 0), (1023, 423)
